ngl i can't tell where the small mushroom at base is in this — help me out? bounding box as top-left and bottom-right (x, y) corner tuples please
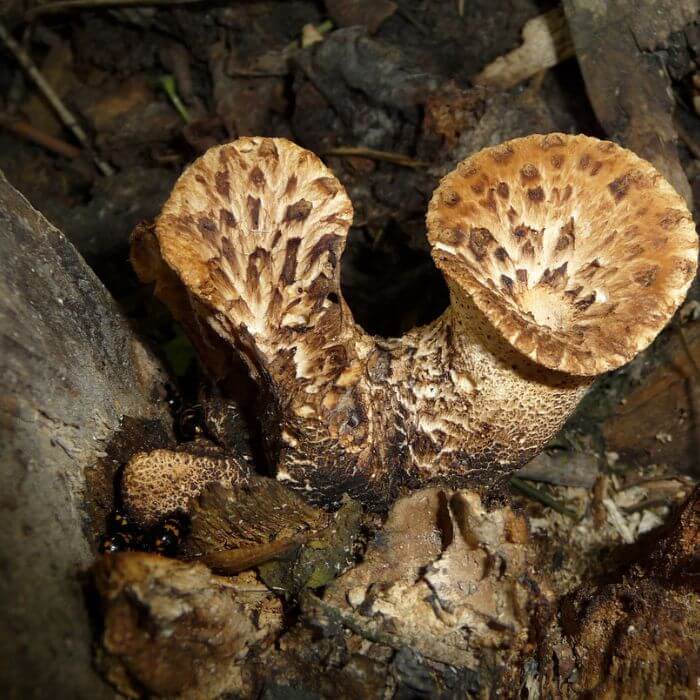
(124, 134), (697, 521)
(122, 441), (250, 526)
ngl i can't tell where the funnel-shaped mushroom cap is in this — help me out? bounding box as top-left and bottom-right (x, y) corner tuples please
(427, 133), (698, 375)
(153, 137), (354, 373)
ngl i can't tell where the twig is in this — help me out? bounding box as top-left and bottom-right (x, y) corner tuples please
(602, 497), (635, 543)
(621, 497), (685, 515)
(509, 476), (578, 519)
(25, 0), (206, 20)
(617, 474), (694, 491)
(0, 22), (114, 176)
(323, 146), (428, 169)
(0, 115), (82, 159)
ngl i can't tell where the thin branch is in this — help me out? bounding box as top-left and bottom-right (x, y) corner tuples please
(25, 0), (207, 21)
(0, 22), (114, 176)
(509, 476), (578, 519)
(0, 115), (82, 159)
(323, 146), (428, 169)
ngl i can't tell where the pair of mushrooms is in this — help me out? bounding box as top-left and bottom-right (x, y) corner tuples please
(124, 133), (698, 526)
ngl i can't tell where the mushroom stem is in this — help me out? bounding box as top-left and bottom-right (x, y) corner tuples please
(127, 135), (697, 517)
(395, 286), (591, 492)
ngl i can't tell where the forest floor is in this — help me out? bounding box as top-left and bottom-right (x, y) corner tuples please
(1, 1), (699, 697)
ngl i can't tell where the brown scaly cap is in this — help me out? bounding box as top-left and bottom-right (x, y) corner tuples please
(153, 136), (354, 377)
(427, 133), (698, 375)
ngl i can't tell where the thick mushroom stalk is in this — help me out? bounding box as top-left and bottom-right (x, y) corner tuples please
(125, 134), (697, 520)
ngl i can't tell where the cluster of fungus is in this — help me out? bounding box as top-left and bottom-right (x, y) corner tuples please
(123, 133), (698, 526)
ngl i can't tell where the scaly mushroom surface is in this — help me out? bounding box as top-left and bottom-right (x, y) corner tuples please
(123, 134), (698, 524)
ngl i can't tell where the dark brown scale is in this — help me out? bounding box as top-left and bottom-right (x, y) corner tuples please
(469, 227), (495, 260)
(215, 170), (230, 197)
(494, 247), (509, 262)
(249, 166), (266, 187)
(480, 189), (497, 212)
(658, 209), (685, 230)
(285, 175), (298, 196)
(308, 233), (341, 262)
(575, 292), (597, 311)
(519, 163), (540, 182)
(550, 154), (564, 169)
(285, 199), (313, 222)
(555, 218), (575, 252)
(281, 238), (301, 286)
(608, 173), (631, 201)
(442, 189), (460, 207)
(247, 195), (261, 228)
(633, 266), (658, 287)
(219, 209), (236, 228)
(527, 186), (545, 203)
(312, 176), (340, 195)
(197, 216), (216, 236)
(491, 145), (514, 162)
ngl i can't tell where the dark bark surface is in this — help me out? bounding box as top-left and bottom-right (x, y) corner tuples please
(0, 171), (171, 698)
(563, 0), (698, 204)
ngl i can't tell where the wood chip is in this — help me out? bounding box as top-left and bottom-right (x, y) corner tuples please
(473, 8), (574, 89)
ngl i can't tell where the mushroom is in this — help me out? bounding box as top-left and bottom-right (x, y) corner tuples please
(124, 134), (697, 523)
(122, 442), (251, 526)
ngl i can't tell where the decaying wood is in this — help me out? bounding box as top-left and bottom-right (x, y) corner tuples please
(93, 553), (283, 698)
(514, 487), (700, 697)
(563, 0), (697, 205)
(185, 479), (362, 593)
(322, 489), (540, 670)
(0, 22), (114, 175)
(473, 8), (575, 89)
(603, 320), (700, 473)
(0, 171), (171, 697)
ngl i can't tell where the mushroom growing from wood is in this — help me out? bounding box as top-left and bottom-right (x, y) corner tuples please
(124, 134), (698, 524)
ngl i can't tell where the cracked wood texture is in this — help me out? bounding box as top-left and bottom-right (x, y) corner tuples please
(563, 0), (697, 206)
(0, 171), (171, 698)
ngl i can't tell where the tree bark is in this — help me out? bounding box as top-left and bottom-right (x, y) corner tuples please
(0, 171), (171, 698)
(563, 0), (697, 205)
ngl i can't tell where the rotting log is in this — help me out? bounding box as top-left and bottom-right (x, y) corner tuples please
(0, 171), (172, 698)
(563, 0), (697, 205)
